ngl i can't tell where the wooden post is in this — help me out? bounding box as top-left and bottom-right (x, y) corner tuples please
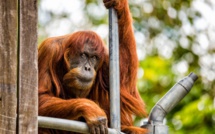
(0, 0), (38, 133)
(18, 0), (38, 133)
(0, 0), (18, 133)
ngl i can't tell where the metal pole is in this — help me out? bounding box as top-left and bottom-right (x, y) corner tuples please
(109, 7), (121, 131)
(38, 116), (124, 134)
(142, 72), (198, 134)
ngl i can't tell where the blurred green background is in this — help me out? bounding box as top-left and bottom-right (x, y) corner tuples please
(38, 0), (215, 133)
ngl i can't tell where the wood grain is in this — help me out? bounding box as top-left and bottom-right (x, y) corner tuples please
(18, 0), (38, 133)
(0, 0), (18, 133)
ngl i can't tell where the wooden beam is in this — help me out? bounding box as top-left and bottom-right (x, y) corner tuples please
(0, 0), (18, 133)
(18, 0), (38, 133)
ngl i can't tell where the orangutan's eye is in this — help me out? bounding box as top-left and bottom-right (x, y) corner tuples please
(80, 53), (87, 59)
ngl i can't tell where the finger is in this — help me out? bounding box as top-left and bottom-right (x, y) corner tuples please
(105, 126), (108, 134)
(89, 126), (96, 134)
(98, 117), (108, 134)
(104, 0), (116, 9)
(95, 126), (100, 134)
(99, 124), (105, 134)
(104, 1), (113, 9)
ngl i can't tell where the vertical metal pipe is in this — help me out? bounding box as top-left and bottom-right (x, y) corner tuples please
(109, 7), (121, 131)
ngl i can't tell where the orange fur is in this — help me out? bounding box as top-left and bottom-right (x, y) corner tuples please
(39, 0), (147, 133)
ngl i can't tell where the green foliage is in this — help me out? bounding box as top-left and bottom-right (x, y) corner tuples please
(134, 0), (215, 133)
